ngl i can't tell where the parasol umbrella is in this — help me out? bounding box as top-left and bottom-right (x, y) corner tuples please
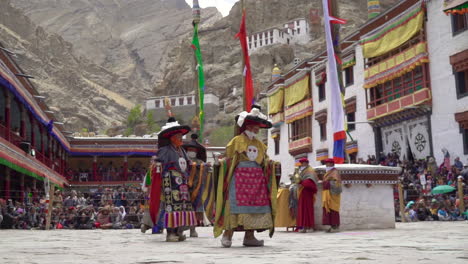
(431, 185), (456, 194)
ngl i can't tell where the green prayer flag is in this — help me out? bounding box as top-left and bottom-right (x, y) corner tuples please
(192, 23), (205, 140)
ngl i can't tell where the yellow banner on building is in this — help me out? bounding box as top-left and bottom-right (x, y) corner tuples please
(361, 7), (424, 58)
(284, 75), (310, 107)
(364, 42), (428, 88)
(268, 88), (284, 115)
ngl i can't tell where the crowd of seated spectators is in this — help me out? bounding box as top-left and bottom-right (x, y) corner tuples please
(0, 186), (147, 230)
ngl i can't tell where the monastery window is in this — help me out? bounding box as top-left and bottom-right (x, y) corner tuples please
(319, 123), (327, 141)
(155, 100), (160, 108)
(347, 112), (356, 131)
(43, 133), (49, 156)
(455, 69), (468, 99)
(270, 37), (273, 43)
(265, 39), (268, 45)
(315, 110), (327, 141)
(34, 124), (42, 152)
(464, 128), (468, 154)
(249, 44), (252, 49)
(274, 135), (280, 155)
(170, 98), (176, 106)
(255, 42), (257, 48)
(367, 65), (429, 109)
(345, 97), (356, 132)
(288, 116), (312, 142)
(260, 40), (263, 46)
(318, 83), (326, 102)
(270, 30), (274, 36)
(450, 49), (468, 99)
(455, 111), (468, 154)
(451, 12), (468, 35)
(344, 66), (354, 86)
(187, 97), (193, 105)
(315, 71), (327, 102)
(297, 28), (300, 34)
(179, 97), (184, 105)
(297, 21), (300, 26)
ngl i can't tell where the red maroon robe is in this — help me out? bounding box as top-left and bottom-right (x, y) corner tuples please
(322, 180), (340, 226)
(297, 179), (317, 229)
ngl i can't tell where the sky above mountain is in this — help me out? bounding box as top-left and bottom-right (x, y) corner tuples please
(185, 0), (238, 16)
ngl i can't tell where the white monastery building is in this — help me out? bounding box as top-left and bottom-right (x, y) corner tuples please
(265, 0), (468, 182)
(248, 18), (311, 53)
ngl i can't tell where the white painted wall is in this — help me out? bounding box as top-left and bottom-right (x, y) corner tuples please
(426, 0), (468, 164)
(313, 183), (396, 231)
(146, 94), (219, 110)
(267, 123), (296, 184)
(348, 44), (376, 162)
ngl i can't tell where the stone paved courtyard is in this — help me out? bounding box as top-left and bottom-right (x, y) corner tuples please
(1, 222), (467, 264)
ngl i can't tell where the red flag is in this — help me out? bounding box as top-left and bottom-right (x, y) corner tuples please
(149, 164), (162, 224)
(235, 10), (254, 112)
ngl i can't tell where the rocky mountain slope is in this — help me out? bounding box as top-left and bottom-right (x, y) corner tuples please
(0, 0), (220, 133)
(10, 0), (222, 100)
(5, 0), (399, 135)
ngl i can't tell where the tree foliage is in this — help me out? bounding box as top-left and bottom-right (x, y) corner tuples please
(208, 125), (234, 146)
(146, 111), (160, 133)
(126, 104), (143, 129)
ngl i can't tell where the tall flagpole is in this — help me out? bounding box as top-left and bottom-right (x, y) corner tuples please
(241, 0), (246, 111)
(321, 0), (347, 164)
(330, 0), (345, 96)
(192, 0), (205, 140)
(193, 0), (200, 137)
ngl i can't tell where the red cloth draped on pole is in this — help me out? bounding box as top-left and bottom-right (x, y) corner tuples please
(149, 164), (162, 224)
(235, 9), (254, 112)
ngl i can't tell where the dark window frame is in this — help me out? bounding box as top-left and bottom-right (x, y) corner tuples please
(318, 83), (326, 102)
(347, 112), (356, 131)
(344, 66), (354, 87)
(455, 68), (468, 99)
(288, 116), (312, 142)
(462, 127), (468, 155)
(274, 136), (280, 155)
(367, 65), (429, 108)
(319, 122), (327, 141)
(451, 12), (468, 36)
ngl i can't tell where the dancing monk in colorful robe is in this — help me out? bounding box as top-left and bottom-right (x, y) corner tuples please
(214, 105), (279, 248)
(322, 158), (342, 233)
(182, 133), (215, 237)
(297, 157), (318, 232)
(156, 117), (197, 242)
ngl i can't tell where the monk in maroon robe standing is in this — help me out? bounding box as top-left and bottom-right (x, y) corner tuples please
(322, 158), (342, 233)
(296, 158), (318, 233)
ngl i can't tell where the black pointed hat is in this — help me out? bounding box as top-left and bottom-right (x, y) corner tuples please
(182, 134), (207, 162)
(157, 117), (191, 148)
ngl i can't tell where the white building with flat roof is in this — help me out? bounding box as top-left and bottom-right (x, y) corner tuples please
(248, 18), (311, 53)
